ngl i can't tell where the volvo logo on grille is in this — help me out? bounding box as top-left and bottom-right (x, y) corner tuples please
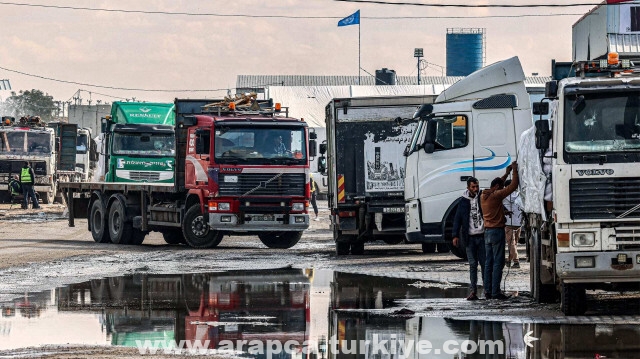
(576, 169), (614, 176)
(259, 181), (268, 188)
(221, 167), (242, 173)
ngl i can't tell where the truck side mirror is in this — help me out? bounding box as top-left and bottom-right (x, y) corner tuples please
(195, 128), (206, 154)
(317, 156), (327, 175)
(535, 119), (552, 150)
(532, 102), (549, 115)
(423, 119), (437, 154)
(309, 139), (317, 157)
(545, 80), (558, 98)
(100, 118), (108, 133)
(319, 143), (327, 155)
(309, 132), (317, 140)
(413, 104), (433, 119)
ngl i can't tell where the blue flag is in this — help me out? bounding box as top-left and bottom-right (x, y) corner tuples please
(338, 10), (360, 27)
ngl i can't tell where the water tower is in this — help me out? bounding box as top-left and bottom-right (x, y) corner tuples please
(446, 28), (485, 76)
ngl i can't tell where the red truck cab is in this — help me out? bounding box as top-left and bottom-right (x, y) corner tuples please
(179, 100), (313, 249)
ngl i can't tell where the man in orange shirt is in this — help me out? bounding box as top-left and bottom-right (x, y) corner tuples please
(480, 162), (519, 300)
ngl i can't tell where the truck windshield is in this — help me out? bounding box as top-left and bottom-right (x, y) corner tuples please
(77, 134), (88, 154)
(0, 131), (51, 154)
(564, 92), (640, 154)
(112, 133), (175, 156)
(214, 126), (306, 165)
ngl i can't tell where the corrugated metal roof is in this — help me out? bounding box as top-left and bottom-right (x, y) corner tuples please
(236, 75), (551, 88)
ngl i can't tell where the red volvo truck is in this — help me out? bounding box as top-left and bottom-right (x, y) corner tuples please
(60, 98), (315, 249)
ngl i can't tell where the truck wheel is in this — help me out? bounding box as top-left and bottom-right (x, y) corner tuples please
(108, 197), (133, 244)
(130, 230), (147, 245)
(183, 204), (223, 248)
(90, 199), (110, 243)
(448, 242), (468, 260)
(162, 229), (185, 245)
(258, 231), (302, 249)
(422, 243), (436, 253)
(336, 242), (350, 255)
(350, 241), (365, 255)
(561, 283), (587, 315)
(382, 236), (404, 245)
(437, 243), (450, 253)
(530, 228), (557, 303)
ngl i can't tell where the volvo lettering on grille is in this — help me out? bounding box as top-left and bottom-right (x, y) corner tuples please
(576, 169), (614, 176)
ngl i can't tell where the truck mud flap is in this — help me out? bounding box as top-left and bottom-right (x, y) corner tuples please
(339, 217), (356, 231)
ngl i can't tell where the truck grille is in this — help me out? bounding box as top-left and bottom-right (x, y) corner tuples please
(116, 170), (173, 182)
(219, 173), (305, 197)
(614, 226), (640, 245)
(570, 178), (640, 220)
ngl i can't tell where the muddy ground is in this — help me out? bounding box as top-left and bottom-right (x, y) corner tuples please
(3, 203), (634, 358)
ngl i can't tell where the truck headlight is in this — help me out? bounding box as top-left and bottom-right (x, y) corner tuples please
(572, 232), (595, 247)
(292, 202), (305, 211)
(218, 202), (230, 211)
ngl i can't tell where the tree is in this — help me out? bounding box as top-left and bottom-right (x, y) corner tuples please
(2, 89), (58, 122)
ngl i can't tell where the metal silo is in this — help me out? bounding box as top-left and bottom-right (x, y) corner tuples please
(446, 28), (485, 76)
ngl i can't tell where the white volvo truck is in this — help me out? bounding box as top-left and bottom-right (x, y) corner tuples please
(404, 56), (533, 259)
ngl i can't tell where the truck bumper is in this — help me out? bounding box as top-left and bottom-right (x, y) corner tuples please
(209, 213), (309, 231)
(34, 185), (52, 193)
(556, 250), (640, 283)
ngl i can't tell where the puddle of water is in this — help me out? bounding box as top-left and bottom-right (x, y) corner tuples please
(0, 269), (639, 358)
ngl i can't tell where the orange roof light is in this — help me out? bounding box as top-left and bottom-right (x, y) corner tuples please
(275, 103), (282, 112)
(4, 118), (10, 125)
(608, 52), (620, 65)
(229, 102), (236, 110)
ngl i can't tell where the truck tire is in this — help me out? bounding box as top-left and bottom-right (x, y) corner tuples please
(90, 199), (110, 243)
(183, 204), (223, 248)
(162, 229), (185, 245)
(258, 231), (303, 249)
(530, 227), (557, 303)
(448, 242), (467, 260)
(108, 197), (133, 245)
(336, 242), (350, 255)
(40, 191), (54, 204)
(561, 283), (587, 315)
(437, 243), (450, 253)
(350, 241), (365, 255)
(382, 236), (404, 245)
(130, 230), (147, 245)
(422, 243), (436, 253)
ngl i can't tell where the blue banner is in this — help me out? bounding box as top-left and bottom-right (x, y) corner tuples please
(338, 10), (360, 27)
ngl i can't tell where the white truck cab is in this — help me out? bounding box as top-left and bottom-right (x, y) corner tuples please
(404, 57), (532, 258)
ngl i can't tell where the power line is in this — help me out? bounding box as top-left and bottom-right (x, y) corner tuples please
(333, 0), (600, 7)
(0, 64), (230, 93)
(0, 1), (586, 19)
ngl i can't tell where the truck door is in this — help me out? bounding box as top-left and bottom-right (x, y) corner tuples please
(471, 109), (516, 187)
(416, 113), (473, 215)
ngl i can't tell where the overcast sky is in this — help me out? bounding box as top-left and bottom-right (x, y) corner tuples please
(0, 0), (596, 104)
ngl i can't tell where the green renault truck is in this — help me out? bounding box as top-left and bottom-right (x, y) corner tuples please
(102, 102), (176, 183)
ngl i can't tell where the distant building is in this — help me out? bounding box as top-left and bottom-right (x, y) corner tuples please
(67, 104), (111, 135)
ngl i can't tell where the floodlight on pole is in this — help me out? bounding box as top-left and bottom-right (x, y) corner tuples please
(414, 48), (423, 85)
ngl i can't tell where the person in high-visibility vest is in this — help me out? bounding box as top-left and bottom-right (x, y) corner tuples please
(8, 174), (21, 197)
(310, 174), (319, 221)
(20, 162), (40, 209)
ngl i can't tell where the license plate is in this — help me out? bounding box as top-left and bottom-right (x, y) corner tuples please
(383, 207), (404, 213)
(254, 214), (275, 221)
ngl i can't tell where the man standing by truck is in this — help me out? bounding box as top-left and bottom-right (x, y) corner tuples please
(480, 162), (518, 300)
(503, 179), (523, 269)
(20, 162), (40, 209)
(452, 177), (486, 300)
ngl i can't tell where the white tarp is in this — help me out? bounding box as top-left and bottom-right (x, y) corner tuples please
(518, 126), (547, 215)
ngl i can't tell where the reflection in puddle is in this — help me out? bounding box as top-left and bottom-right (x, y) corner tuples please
(0, 270), (638, 358)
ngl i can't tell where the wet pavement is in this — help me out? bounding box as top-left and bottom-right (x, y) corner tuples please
(2, 269), (640, 358)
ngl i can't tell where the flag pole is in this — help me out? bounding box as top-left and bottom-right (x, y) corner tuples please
(358, 22), (361, 85)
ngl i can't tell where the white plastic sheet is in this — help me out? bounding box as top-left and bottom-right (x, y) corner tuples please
(518, 126), (547, 215)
